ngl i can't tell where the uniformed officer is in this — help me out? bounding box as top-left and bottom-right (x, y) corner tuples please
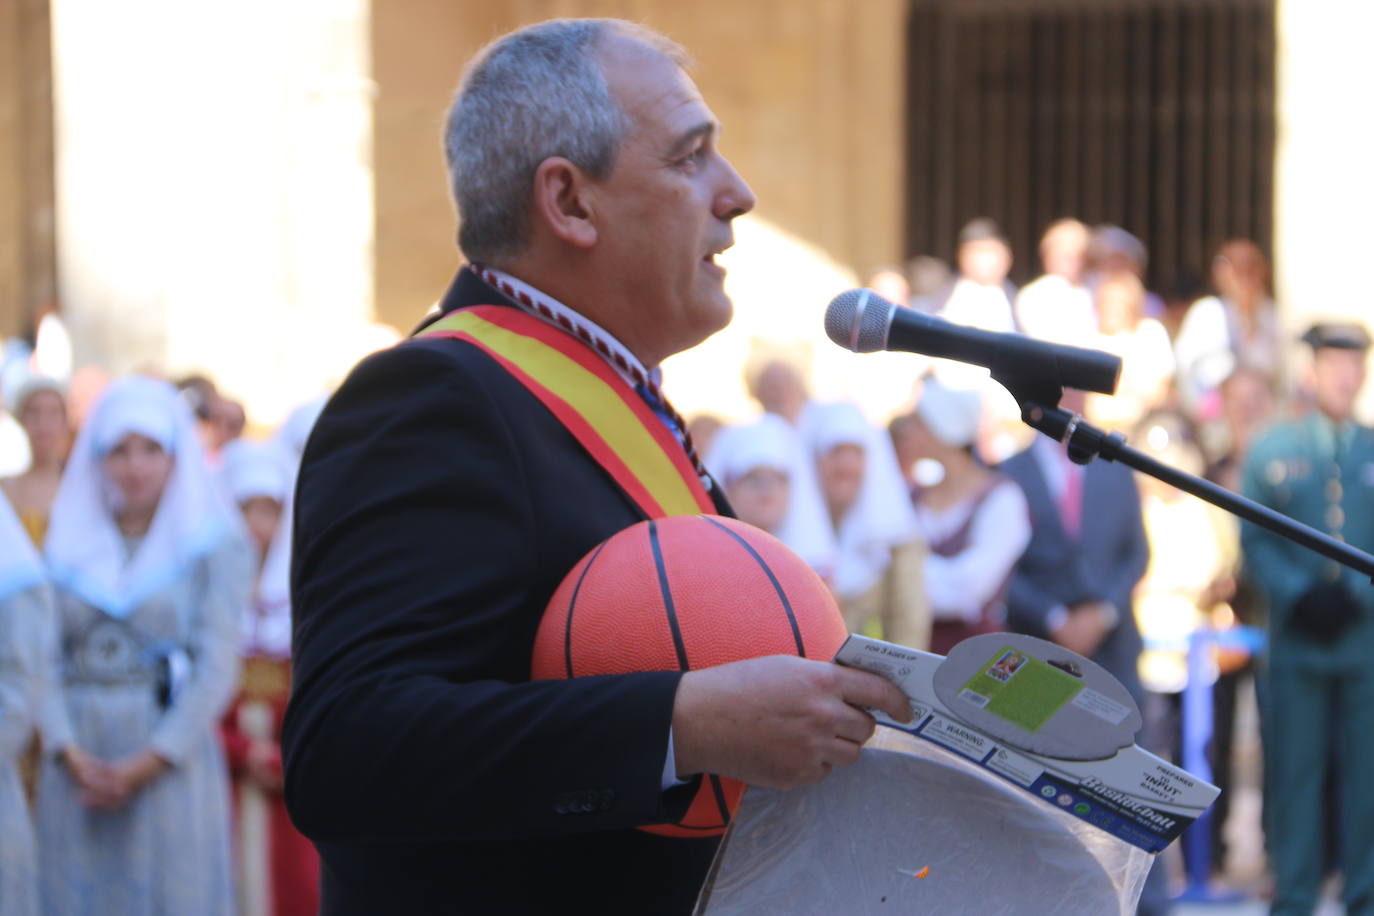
(1242, 321), (1374, 915)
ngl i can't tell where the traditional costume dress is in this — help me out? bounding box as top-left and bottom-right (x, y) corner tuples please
(803, 401), (930, 650)
(0, 490), (52, 916)
(219, 439), (320, 916)
(1, 376), (68, 546)
(36, 375), (250, 915)
(908, 380), (1029, 655)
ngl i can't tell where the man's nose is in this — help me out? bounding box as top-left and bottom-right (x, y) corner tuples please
(715, 155), (756, 221)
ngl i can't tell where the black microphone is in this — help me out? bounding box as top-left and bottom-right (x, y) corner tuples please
(824, 288), (1121, 396)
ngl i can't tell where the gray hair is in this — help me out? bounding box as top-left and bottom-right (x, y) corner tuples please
(444, 19), (688, 264)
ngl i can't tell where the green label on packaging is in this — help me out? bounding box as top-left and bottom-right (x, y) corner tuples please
(957, 646), (1084, 733)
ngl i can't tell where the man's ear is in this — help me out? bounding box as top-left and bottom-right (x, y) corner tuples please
(531, 157), (597, 249)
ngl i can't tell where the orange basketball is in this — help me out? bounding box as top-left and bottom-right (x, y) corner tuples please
(533, 514), (848, 837)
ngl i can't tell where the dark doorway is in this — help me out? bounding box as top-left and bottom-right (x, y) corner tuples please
(904, 0), (1277, 292)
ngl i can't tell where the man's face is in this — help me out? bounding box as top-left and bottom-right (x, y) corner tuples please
(1040, 226), (1088, 282)
(1312, 348), (1367, 423)
(958, 239), (1012, 287)
(1098, 251), (1142, 280)
(752, 361), (807, 421)
(1213, 241), (1268, 301)
(867, 270), (910, 305)
(1220, 369), (1273, 447)
(1096, 282), (1139, 335)
(591, 39), (756, 361)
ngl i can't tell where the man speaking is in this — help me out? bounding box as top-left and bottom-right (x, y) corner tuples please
(282, 18), (910, 915)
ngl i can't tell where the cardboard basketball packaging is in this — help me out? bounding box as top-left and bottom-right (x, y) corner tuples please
(694, 633), (1220, 915)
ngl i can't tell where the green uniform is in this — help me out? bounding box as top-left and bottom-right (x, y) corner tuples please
(1242, 410), (1374, 915)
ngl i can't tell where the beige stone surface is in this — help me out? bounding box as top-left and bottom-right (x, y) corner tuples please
(48, 0), (377, 426)
(1272, 0), (1374, 419)
(371, 0), (909, 332)
(0, 0), (56, 339)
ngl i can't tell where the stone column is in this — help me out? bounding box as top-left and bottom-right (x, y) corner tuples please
(1273, 1), (1374, 338)
(0, 0), (56, 339)
(50, 0), (378, 425)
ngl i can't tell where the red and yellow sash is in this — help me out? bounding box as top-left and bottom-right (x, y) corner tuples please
(416, 306), (714, 518)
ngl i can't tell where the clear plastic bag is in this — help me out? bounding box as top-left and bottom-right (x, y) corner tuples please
(695, 728), (1154, 915)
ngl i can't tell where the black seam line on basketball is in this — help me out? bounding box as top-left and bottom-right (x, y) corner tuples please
(564, 540), (610, 679)
(708, 774), (732, 827)
(701, 516), (806, 657)
(648, 520), (691, 671)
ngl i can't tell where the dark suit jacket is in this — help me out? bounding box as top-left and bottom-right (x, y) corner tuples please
(998, 442), (1149, 700)
(282, 269), (732, 914)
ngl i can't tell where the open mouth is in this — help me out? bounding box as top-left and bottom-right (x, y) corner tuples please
(703, 239), (733, 269)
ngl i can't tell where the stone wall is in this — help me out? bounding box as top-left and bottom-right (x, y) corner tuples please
(0, 0), (55, 339)
(371, 0), (909, 332)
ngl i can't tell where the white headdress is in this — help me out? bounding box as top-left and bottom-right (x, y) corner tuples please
(241, 399), (328, 658)
(220, 438), (294, 506)
(803, 401), (921, 598)
(0, 490), (44, 601)
(219, 437), (296, 657)
(44, 375), (238, 618)
(707, 414), (837, 574)
(915, 377), (983, 448)
(7, 374), (65, 416)
(250, 496), (294, 658)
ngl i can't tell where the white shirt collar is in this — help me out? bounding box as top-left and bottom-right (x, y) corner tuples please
(480, 266), (659, 390)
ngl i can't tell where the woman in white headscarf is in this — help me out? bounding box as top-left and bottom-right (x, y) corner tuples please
(36, 375), (251, 916)
(217, 438), (320, 916)
(906, 378), (1031, 655)
(1, 377), (71, 547)
(0, 490), (53, 916)
(804, 402), (930, 650)
(706, 414), (835, 576)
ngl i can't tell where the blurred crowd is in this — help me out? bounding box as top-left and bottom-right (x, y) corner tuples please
(693, 217), (1370, 908)
(698, 219), (1289, 701)
(0, 214), (1365, 913)
(1, 351), (326, 915)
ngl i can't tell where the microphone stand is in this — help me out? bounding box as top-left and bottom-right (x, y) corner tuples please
(994, 371), (1374, 904)
(994, 372), (1374, 582)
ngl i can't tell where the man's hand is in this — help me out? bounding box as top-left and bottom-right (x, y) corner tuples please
(670, 655), (913, 790)
(1050, 601), (1113, 657)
